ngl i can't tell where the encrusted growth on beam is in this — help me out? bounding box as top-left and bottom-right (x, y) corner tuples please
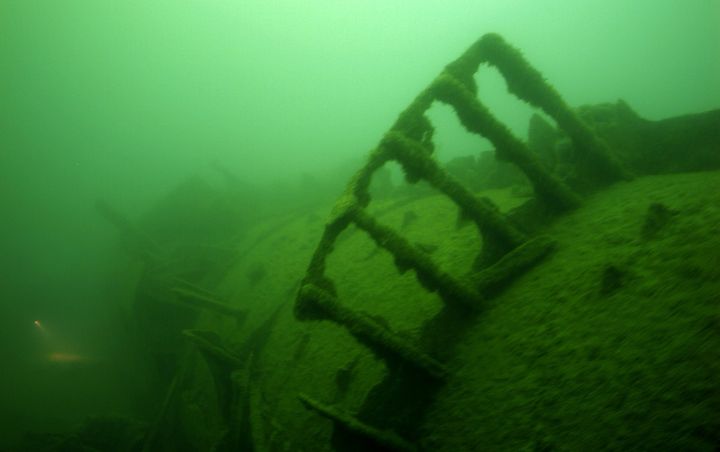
(183, 329), (243, 422)
(470, 33), (632, 185)
(473, 235), (557, 296)
(430, 74), (581, 211)
(296, 284), (447, 380)
(182, 329), (243, 370)
(172, 284), (246, 324)
(352, 208), (481, 309)
(298, 393), (418, 452)
(381, 131), (527, 253)
(290, 32), (623, 450)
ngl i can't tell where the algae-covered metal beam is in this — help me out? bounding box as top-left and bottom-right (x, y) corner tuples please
(183, 330), (243, 421)
(141, 350), (193, 452)
(171, 284), (246, 324)
(380, 131), (528, 249)
(351, 208), (481, 309)
(182, 329), (243, 370)
(296, 284), (447, 380)
(473, 235), (557, 296)
(288, 32), (634, 452)
(182, 330), (256, 451)
(430, 75), (581, 211)
(451, 33), (633, 186)
(298, 393), (418, 452)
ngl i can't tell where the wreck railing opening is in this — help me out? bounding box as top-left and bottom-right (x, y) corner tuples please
(293, 32), (632, 449)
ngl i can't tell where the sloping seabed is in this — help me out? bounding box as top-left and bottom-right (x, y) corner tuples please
(421, 170), (720, 451)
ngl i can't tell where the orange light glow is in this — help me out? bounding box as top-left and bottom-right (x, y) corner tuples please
(33, 320), (48, 336)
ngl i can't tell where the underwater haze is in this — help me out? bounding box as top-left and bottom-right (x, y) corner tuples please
(1, 0), (719, 449)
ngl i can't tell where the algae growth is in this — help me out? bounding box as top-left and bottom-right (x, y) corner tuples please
(1, 2), (719, 451)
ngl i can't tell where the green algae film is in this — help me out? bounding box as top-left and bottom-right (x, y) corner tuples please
(1, 0), (719, 450)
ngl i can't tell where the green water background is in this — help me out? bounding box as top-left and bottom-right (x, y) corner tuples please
(0, 0), (718, 443)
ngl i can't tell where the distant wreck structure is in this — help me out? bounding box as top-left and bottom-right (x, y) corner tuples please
(444, 99), (720, 197)
(35, 33), (718, 452)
